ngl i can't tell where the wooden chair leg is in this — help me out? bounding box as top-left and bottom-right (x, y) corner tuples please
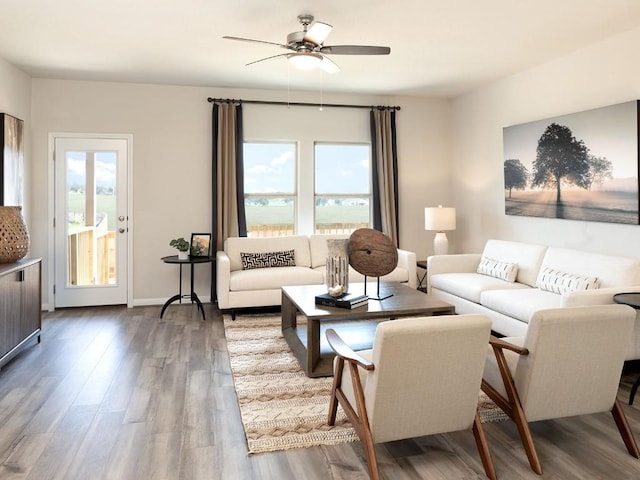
(612, 399), (640, 458)
(491, 346), (543, 475)
(472, 413), (497, 480)
(360, 423), (380, 480)
(509, 396), (542, 475)
(327, 357), (344, 426)
(345, 362), (379, 480)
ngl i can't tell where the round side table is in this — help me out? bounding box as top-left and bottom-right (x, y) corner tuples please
(160, 255), (212, 320)
(613, 292), (640, 405)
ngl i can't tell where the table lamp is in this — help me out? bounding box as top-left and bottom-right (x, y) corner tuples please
(424, 206), (456, 255)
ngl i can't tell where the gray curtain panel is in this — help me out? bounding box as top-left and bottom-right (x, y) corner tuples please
(212, 101), (245, 251)
(370, 108), (399, 247)
(211, 101), (245, 301)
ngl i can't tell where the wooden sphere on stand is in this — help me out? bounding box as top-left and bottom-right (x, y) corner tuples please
(348, 228), (397, 277)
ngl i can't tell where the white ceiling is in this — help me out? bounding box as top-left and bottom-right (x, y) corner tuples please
(2, 0), (640, 98)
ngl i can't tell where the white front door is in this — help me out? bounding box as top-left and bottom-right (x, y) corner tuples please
(54, 136), (130, 307)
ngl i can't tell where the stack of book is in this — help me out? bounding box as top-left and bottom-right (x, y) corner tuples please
(315, 292), (369, 309)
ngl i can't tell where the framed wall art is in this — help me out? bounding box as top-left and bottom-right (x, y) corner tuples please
(190, 233), (211, 257)
(503, 100), (639, 225)
(0, 113), (24, 206)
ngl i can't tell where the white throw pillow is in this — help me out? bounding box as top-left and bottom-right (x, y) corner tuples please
(477, 257), (519, 283)
(537, 267), (599, 294)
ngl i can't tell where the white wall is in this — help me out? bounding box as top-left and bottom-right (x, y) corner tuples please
(451, 25), (640, 258)
(29, 79), (450, 305)
(395, 98), (452, 258)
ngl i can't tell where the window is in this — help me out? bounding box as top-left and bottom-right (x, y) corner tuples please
(314, 143), (372, 234)
(243, 142), (296, 237)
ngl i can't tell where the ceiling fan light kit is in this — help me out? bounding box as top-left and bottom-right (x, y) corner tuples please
(223, 14), (390, 73)
(288, 52), (322, 70)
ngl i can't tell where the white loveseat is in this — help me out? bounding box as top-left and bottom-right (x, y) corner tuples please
(216, 234), (417, 317)
(427, 239), (640, 360)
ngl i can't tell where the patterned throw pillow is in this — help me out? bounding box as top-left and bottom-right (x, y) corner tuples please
(537, 267), (599, 294)
(240, 250), (296, 270)
(477, 256), (519, 283)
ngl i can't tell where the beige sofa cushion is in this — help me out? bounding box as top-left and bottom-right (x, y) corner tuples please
(311, 264), (410, 285)
(309, 234), (350, 268)
(480, 288), (562, 324)
(229, 266), (323, 291)
(430, 272), (529, 303)
(538, 247), (640, 288)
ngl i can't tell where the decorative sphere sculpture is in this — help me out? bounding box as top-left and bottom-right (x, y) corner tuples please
(348, 228), (397, 277)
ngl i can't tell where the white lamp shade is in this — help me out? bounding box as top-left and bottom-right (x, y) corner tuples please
(425, 206), (456, 232)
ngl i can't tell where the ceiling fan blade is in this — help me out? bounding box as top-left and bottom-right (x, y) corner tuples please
(320, 45), (391, 55)
(320, 56), (340, 74)
(223, 36), (289, 49)
(246, 53), (289, 66)
(304, 21), (332, 45)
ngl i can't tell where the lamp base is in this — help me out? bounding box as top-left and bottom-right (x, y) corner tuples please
(433, 232), (449, 255)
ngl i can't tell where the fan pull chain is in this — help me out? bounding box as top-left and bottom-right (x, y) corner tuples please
(319, 69), (324, 111)
(287, 60), (291, 108)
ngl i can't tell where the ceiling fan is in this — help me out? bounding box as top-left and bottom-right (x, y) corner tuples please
(223, 14), (391, 74)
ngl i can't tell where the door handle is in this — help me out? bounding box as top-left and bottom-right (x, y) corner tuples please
(119, 228), (126, 233)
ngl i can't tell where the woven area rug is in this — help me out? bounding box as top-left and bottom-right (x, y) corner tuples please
(223, 314), (507, 454)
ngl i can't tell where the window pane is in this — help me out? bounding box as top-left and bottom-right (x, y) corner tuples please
(245, 197), (295, 237)
(66, 151), (87, 231)
(314, 143), (372, 234)
(315, 144), (370, 194)
(244, 142), (296, 194)
(65, 150), (118, 286)
(315, 197), (370, 234)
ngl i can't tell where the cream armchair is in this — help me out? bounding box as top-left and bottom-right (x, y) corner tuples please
(326, 314), (496, 480)
(481, 305), (640, 475)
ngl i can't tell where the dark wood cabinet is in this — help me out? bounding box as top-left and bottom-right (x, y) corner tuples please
(0, 258), (41, 368)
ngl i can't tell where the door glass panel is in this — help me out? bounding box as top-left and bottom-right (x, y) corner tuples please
(65, 150), (117, 286)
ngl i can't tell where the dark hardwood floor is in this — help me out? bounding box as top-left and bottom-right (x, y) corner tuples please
(1, 303), (640, 479)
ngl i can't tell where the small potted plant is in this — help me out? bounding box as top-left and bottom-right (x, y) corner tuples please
(169, 237), (190, 260)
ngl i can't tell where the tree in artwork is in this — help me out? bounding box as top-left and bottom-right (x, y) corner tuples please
(504, 159), (529, 198)
(587, 155), (614, 190)
(531, 123), (591, 202)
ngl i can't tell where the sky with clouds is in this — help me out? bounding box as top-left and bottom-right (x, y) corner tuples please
(66, 151), (117, 188)
(243, 142), (370, 195)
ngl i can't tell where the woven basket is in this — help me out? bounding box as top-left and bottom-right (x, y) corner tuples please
(0, 206), (29, 263)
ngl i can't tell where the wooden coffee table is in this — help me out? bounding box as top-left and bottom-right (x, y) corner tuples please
(281, 282), (455, 377)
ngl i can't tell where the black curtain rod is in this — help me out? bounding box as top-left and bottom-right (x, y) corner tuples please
(207, 97), (400, 111)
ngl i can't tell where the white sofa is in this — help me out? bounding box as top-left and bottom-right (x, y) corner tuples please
(216, 234), (417, 316)
(427, 239), (640, 360)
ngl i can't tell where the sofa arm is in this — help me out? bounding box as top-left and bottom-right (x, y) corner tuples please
(397, 248), (417, 288)
(562, 286), (640, 307)
(216, 250), (231, 309)
(427, 253), (482, 274)
(426, 253), (481, 292)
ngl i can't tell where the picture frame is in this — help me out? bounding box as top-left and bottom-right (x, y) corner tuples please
(503, 100), (639, 225)
(190, 233), (211, 257)
(0, 113), (24, 206)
